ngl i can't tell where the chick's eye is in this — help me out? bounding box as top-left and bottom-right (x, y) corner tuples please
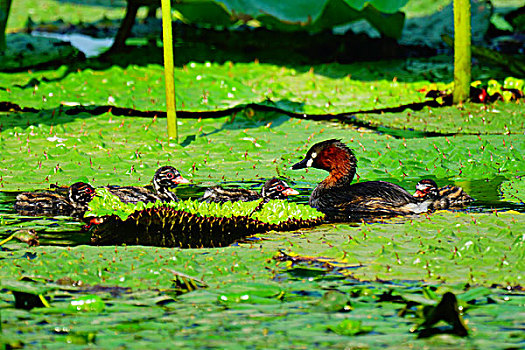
(166, 172), (175, 179)
(276, 185), (284, 191)
(86, 188), (94, 194)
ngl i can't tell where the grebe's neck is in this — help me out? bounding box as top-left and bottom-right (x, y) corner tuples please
(317, 146), (357, 188)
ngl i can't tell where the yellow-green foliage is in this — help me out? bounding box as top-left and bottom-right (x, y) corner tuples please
(87, 192), (324, 225)
(85, 188), (154, 221)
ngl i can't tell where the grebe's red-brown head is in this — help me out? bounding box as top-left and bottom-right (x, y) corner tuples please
(291, 139), (357, 184)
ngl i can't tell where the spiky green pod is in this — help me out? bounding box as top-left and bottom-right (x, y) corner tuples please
(86, 197), (324, 248)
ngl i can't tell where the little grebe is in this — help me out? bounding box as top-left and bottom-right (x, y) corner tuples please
(291, 139), (433, 217)
(14, 182), (95, 216)
(199, 178), (299, 203)
(107, 166), (189, 204)
(414, 179), (473, 210)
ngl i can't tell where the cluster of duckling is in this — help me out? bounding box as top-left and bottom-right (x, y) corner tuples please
(14, 167), (298, 217)
(14, 139), (472, 219)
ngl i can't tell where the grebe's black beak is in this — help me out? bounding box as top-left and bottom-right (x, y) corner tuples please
(290, 158), (309, 170)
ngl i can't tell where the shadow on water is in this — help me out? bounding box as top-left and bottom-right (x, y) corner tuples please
(1, 175), (522, 247)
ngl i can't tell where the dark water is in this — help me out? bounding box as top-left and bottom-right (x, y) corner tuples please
(0, 177), (523, 246)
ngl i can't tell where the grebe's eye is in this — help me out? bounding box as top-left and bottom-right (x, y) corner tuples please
(276, 185), (284, 191)
(166, 172), (175, 179)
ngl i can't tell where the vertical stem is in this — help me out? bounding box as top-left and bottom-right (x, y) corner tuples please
(109, 0), (139, 52)
(0, 0), (13, 53)
(161, 0), (178, 142)
(453, 0), (471, 104)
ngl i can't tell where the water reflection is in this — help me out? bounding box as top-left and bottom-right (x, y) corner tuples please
(32, 32), (114, 58)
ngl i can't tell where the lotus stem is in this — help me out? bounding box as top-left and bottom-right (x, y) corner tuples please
(453, 0), (471, 104)
(0, 0), (13, 53)
(161, 0), (178, 143)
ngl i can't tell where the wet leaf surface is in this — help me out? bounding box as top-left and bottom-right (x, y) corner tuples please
(356, 101), (525, 134)
(265, 211), (525, 285)
(0, 243), (523, 348)
(0, 104), (523, 347)
(0, 109), (524, 192)
(500, 176), (525, 204)
(0, 61), (438, 113)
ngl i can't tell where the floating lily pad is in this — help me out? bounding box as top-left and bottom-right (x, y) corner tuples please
(500, 176), (525, 204)
(1, 109), (524, 193)
(355, 101), (525, 134)
(0, 60), (439, 113)
(265, 211), (525, 285)
(1, 243), (523, 349)
(1, 3), (524, 347)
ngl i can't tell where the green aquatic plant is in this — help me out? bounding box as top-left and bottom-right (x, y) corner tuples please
(87, 192), (324, 224)
(86, 187), (155, 221)
(86, 196), (325, 248)
(163, 199), (261, 219)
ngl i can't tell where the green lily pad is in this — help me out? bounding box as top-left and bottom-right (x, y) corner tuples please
(173, 0), (407, 38)
(265, 211), (525, 285)
(0, 60), (438, 114)
(500, 176), (525, 204)
(68, 295), (105, 312)
(328, 319), (373, 336)
(1, 109), (524, 192)
(355, 101), (525, 134)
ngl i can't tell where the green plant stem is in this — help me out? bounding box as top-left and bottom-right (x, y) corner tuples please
(453, 0), (471, 104)
(0, 0), (13, 53)
(161, 0), (178, 142)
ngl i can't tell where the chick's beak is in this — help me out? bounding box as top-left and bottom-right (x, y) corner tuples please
(174, 176), (190, 184)
(282, 188), (299, 196)
(413, 190), (426, 198)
